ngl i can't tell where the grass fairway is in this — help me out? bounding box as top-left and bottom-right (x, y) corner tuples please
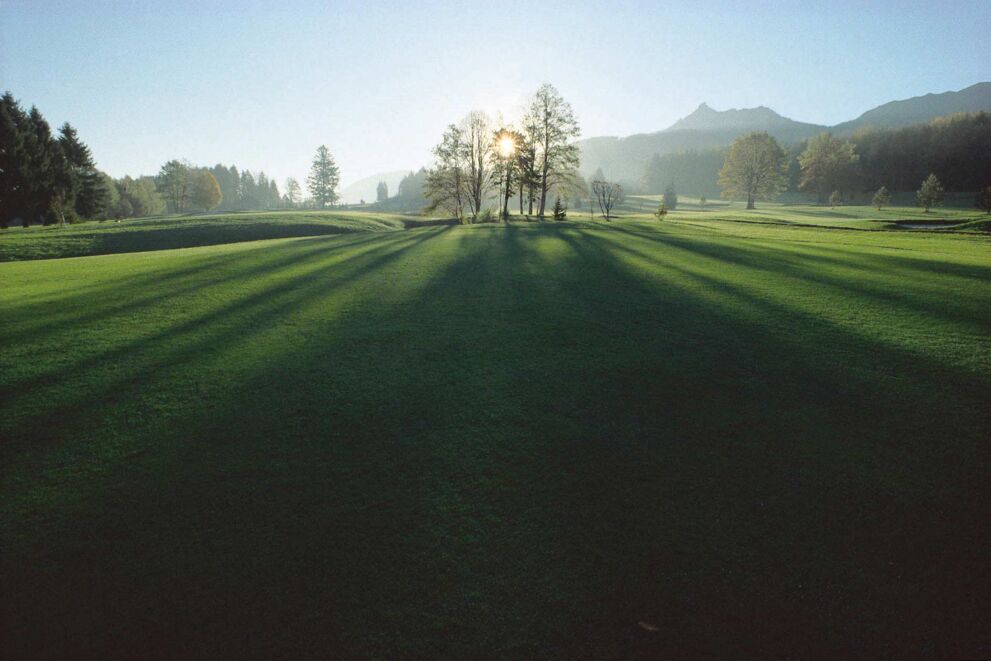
(0, 211), (411, 261)
(2, 217), (990, 657)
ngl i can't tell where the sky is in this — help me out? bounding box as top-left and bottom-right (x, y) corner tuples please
(1, 0), (989, 194)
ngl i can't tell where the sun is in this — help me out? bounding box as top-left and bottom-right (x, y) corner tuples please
(498, 135), (516, 158)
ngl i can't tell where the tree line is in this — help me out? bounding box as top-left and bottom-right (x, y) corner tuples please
(2, 91), (345, 226)
(640, 111), (991, 204)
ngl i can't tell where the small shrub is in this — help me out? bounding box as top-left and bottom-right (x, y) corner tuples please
(654, 203), (668, 221)
(829, 190), (843, 207)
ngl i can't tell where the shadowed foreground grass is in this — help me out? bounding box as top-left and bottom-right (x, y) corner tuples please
(1, 220), (989, 657)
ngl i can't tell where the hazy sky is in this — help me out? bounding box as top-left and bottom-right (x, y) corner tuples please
(2, 0), (988, 191)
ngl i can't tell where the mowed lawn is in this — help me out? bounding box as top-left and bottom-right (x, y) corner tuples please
(1, 218), (990, 657)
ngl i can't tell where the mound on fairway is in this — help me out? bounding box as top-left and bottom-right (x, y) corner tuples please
(1, 220), (989, 657)
(0, 210), (410, 261)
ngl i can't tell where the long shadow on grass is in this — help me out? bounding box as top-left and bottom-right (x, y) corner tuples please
(2, 224), (989, 658)
(0, 229), (447, 462)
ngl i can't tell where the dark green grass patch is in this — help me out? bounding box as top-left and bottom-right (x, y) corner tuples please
(0, 211), (409, 261)
(1, 221), (989, 657)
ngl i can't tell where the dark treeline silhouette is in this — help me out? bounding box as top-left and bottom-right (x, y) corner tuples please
(640, 112), (991, 201)
(1, 92), (113, 227)
(1, 91), (294, 226)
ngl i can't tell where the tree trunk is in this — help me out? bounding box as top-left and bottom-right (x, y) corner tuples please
(746, 193), (754, 210)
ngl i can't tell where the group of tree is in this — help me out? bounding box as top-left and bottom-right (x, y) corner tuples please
(425, 84), (583, 222)
(1, 92), (115, 227)
(638, 111), (991, 209)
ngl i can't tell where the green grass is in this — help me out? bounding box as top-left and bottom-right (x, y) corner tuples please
(0, 210), (411, 261)
(2, 214), (990, 657)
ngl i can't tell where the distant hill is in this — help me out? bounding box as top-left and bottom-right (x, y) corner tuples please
(831, 82), (991, 134)
(578, 82), (991, 184)
(340, 170), (409, 204)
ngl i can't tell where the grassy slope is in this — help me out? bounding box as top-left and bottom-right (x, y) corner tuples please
(0, 211), (408, 261)
(2, 219), (990, 657)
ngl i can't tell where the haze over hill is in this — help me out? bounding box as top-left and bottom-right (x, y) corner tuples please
(579, 82), (991, 183)
(339, 170), (410, 205)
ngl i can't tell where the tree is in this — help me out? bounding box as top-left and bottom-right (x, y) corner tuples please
(191, 169), (223, 211)
(157, 160), (192, 213)
(829, 190), (843, 207)
(718, 131), (787, 209)
(592, 179), (623, 220)
(798, 133), (859, 204)
(376, 181), (388, 202)
(655, 203), (668, 221)
(425, 123), (467, 221)
(493, 127), (522, 220)
(285, 178), (301, 207)
(552, 196), (567, 220)
(525, 84), (581, 217)
(917, 174), (944, 212)
(461, 111), (495, 219)
(663, 183), (678, 211)
(307, 145), (340, 207)
(699, 195), (707, 210)
(976, 186), (991, 214)
(872, 186), (891, 210)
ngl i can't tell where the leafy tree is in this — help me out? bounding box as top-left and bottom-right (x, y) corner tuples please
(655, 203), (668, 221)
(917, 173), (944, 212)
(307, 145), (340, 208)
(376, 181), (388, 202)
(285, 177), (301, 207)
(798, 133), (859, 204)
(829, 190), (843, 207)
(552, 196), (567, 220)
(157, 160), (192, 213)
(525, 84), (581, 217)
(425, 123), (467, 221)
(872, 186), (891, 210)
(663, 183), (678, 210)
(592, 179), (623, 220)
(191, 169), (223, 211)
(718, 131), (787, 209)
(977, 186), (991, 214)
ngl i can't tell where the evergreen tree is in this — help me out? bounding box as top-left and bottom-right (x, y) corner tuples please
(977, 186), (991, 214)
(917, 174), (944, 213)
(663, 183), (678, 210)
(376, 181), (388, 202)
(307, 145), (340, 207)
(552, 196), (567, 220)
(872, 186), (891, 210)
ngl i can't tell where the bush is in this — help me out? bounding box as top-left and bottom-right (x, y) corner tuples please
(475, 208), (496, 223)
(654, 203), (668, 221)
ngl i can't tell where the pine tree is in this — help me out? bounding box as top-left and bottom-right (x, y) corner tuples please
(872, 186), (891, 210)
(977, 186), (991, 214)
(552, 196), (567, 220)
(917, 174), (944, 213)
(663, 183), (678, 210)
(307, 145), (340, 208)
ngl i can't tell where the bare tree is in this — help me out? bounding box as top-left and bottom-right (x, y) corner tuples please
(525, 84), (581, 217)
(461, 111), (495, 219)
(592, 179), (623, 220)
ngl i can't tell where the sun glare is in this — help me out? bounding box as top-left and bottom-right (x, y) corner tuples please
(498, 135), (516, 158)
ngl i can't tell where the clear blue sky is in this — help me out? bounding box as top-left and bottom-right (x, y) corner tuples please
(2, 0), (988, 192)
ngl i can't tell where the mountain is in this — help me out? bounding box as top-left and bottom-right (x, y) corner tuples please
(339, 170), (409, 204)
(578, 82), (991, 184)
(665, 102), (826, 135)
(831, 82), (991, 134)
